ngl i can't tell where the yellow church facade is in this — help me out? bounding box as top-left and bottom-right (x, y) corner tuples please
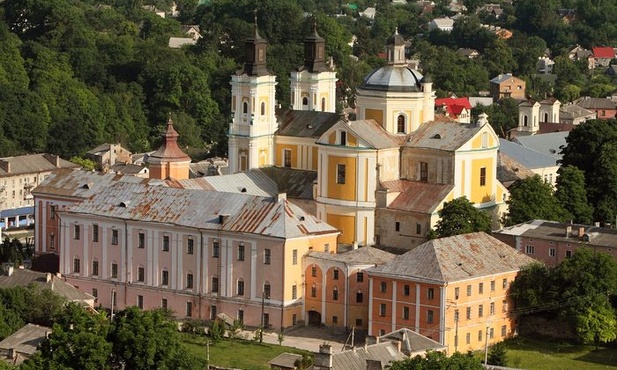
(228, 25), (508, 250)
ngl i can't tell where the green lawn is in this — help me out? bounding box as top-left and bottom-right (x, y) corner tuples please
(181, 334), (311, 370)
(502, 336), (617, 369)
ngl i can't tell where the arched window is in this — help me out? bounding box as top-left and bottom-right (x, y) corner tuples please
(261, 102), (266, 116)
(321, 97), (326, 112)
(242, 101), (248, 114)
(523, 115), (528, 127)
(397, 115), (406, 133)
(302, 97), (309, 106)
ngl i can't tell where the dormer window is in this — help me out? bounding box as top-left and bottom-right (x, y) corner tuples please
(339, 131), (347, 146)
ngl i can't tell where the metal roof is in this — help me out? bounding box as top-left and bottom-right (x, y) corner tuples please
(497, 152), (535, 188)
(378, 328), (446, 356)
(490, 73), (522, 84)
(513, 131), (568, 160)
(0, 323), (50, 360)
(63, 182), (338, 239)
(268, 353), (303, 368)
(360, 65), (423, 92)
(382, 180), (453, 214)
(276, 109), (341, 138)
(0, 269), (93, 303)
(0, 206), (33, 219)
(306, 247), (395, 266)
(314, 342), (405, 370)
(0, 154), (78, 177)
(367, 232), (536, 283)
(406, 120), (482, 151)
(574, 96), (616, 110)
(318, 120), (401, 149)
(499, 139), (557, 170)
(494, 220), (617, 248)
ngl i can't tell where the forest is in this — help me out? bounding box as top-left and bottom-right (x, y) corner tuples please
(0, 0), (616, 160)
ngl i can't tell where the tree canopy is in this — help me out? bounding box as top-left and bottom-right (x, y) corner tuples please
(504, 175), (568, 226)
(433, 197), (492, 238)
(387, 351), (484, 370)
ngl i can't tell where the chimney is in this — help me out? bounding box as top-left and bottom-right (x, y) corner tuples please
(578, 227), (585, 237)
(46, 273), (52, 283)
(353, 241), (359, 250)
(395, 340), (402, 352)
(8, 348), (15, 359)
(566, 225), (572, 237)
(0, 160), (9, 173)
(313, 344), (333, 370)
(595, 222), (601, 227)
(43, 153), (60, 167)
(7, 266), (13, 277)
(218, 214), (230, 224)
(277, 193), (287, 203)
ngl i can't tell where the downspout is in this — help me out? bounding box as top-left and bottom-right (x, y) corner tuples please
(344, 262), (349, 329)
(198, 229), (204, 320)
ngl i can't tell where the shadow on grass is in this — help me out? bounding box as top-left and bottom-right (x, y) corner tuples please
(574, 348), (617, 367)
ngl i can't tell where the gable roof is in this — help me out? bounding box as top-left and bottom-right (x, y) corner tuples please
(592, 46), (616, 59)
(382, 180), (453, 214)
(405, 120), (483, 151)
(513, 132), (568, 160)
(497, 152), (535, 188)
(494, 220), (617, 248)
(305, 246), (395, 266)
(0, 323), (50, 364)
(499, 139), (558, 170)
(63, 182), (338, 239)
(276, 109), (341, 138)
(319, 342), (406, 370)
(0, 268), (93, 304)
(490, 73), (523, 84)
(435, 97), (472, 117)
(378, 328), (446, 356)
(0, 154), (78, 177)
(574, 96), (616, 110)
(318, 120), (401, 149)
(367, 232), (536, 284)
(560, 104), (595, 120)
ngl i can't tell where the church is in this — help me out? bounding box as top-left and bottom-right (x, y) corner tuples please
(227, 23), (508, 250)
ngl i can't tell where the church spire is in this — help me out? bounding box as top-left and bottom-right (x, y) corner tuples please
(146, 114), (191, 180)
(242, 10), (270, 76)
(386, 27), (406, 66)
(302, 18), (327, 73)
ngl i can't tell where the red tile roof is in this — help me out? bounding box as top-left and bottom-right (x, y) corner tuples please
(592, 46), (615, 59)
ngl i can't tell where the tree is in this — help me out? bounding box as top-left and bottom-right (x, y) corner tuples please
(387, 351), (484, 369)
(434, 197), (492, 238)
(488, 341), (508, 366)
(554, 165), (593, 224)
(575, 305), (617, 350)
(503, 175), (568, 225)
(108, 307), (199, 370)
(69, 156), (97, 171)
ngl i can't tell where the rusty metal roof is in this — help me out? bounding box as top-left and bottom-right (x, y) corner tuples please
(382, 180), (453, 214)
(63, 182), (338, 239)
(406, 120), (482, 151)
(276, 109), (341, 138)
(368, 232), (536, 283)
(306, 246), (395, 266)
(32, 168), (158, 199)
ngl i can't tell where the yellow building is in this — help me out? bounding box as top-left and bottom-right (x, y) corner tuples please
(367, 232), (536, 354)
(228, 27), (508, 249)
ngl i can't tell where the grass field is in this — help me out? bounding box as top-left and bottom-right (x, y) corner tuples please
(182, 334), (311, 370)
(502, 336), (617, 369)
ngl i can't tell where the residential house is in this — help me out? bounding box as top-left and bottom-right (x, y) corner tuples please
(86, 143), (132, 170)
(559, 104), (596, 125)
(0, 266), (94, 307)
(573, 96), (617, 119)
(434, 97), (472, 123)
(537, 56), (555, 74)
(0, 324), (50, 366)
(456, 48), (480, 59)
(310, 343), (405, 370)
(558, 8), (577, 24)
(568, 45), (594, 69)
(489, 74), (526, 101)
(478, 3), (503, 18)
(367, 232), (536, 354)
(181, 25), (202, 40)
(360, 7), (376, 19)
(499, 139), (559, 187)
(427, 17), (454, 32)
(303, 247), (395, 330)
(592, 46), (616, 68)
(0, 154), (78, 231)
(142, 5), (165, 18)
(110, 163), (149, 178)
(493, 220), (617, 267)
(482, 25), (512, 40)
